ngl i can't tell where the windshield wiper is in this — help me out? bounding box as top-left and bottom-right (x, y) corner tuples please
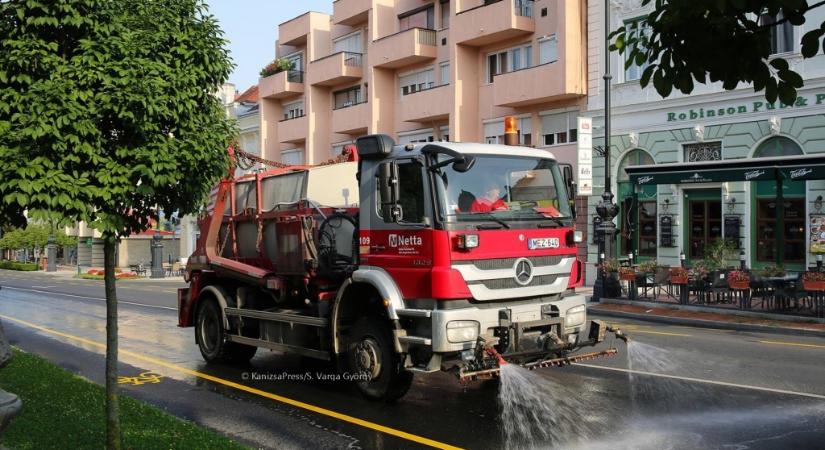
(471, 213), (510, 229)
(537, 216), (566, 228)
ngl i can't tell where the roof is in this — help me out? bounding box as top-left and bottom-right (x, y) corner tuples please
(235, 85), (259, 104)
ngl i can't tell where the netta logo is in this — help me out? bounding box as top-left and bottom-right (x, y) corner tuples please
(389, 234), (422, 248)
(637, 176), (654, 184)
(790, 168), (812, 179)
(744, 170), (765, 180)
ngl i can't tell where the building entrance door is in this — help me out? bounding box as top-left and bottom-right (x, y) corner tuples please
(685, 189), (722, 263)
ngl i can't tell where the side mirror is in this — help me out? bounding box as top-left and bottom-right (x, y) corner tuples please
(452, 156), (476, 173)
(561, 164), (577, 219)
(378, 162), (401, 222)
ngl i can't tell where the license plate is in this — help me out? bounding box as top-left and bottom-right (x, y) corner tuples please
(529, 238), (559, 249)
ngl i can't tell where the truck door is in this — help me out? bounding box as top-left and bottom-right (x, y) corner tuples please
(359, 157), (434, 299)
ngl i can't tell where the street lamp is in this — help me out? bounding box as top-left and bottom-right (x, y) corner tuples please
(817, 253), (823, 272)
(740, 250), (746, 271)
(593, 0), (619, 302)
(151, 208), (165, 279)
(680, 251), (686, 268)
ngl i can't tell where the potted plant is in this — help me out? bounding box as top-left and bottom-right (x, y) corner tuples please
(597, 259), (622, 298)
(727, 270), (751, 290)
(704, 239), (738, 270)
(759, 265), (786, 278)
(802, 271), (825, 291)
(669, 266), (689, 285)
(619, 266), (636, 281)
(260, 58), (296, 78)
(638, 259), (660, 275)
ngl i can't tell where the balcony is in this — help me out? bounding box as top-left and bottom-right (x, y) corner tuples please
(399, 85), (451, 123)
(453, 0), (534, 47)
(279, 12), (323, 46)
(492, 62), (584, 107)
(333, 0), (370, 25)
(259, 70), (304, 100)
(332, 101), (369, 134)
(371, 28), (437, 69)
(308, 52), (363, 86)
(278, 115), (308, 144)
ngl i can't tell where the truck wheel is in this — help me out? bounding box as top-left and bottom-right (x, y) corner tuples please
(196, 299), (257, 364)
(346, 316), (413, 402)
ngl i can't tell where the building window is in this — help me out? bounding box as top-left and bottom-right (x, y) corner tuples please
(538, 35), (557, 65)
(683, 142), (722, 162)
(400, 68), (435, 95)
(332, 142), (352, 157)
(440, 0), (450, 28)
(333, 31), (362, 54)
(439, 61), (450, 85)
(624, 18), (650, 82)
(399, 5), (434, 31)
(398, 129), (435, 144)
(759, 13), (794, 55)
(333, 86), (363, 109)
(540, 112), (578, 146)
(281, 149), (304, 165)
(756, 198), (805, 263)
(282, 101), (304, 120)
(486, 43), (532, 83)
(283, 51), (303, 72)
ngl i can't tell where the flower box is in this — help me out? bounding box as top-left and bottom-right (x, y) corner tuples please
(669, 267), (688, 285)
(803, 280), (825, 291)
(619, 268), (636, 282)
(727, 280), (750, 290)
(727, 270), (750, 290)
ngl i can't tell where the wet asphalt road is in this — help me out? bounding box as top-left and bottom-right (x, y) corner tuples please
(1, 269), (825, 449)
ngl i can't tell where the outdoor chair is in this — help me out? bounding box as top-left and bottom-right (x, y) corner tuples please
(652, 267), (677, 302)
(707, 270), (732, 304)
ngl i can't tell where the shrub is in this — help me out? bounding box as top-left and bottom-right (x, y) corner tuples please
(0, 260), (39, 271)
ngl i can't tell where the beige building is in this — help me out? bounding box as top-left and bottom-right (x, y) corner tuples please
(259, 0), (587, 172)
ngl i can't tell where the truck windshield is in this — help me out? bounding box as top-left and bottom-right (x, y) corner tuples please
(432, 155), (572, 226)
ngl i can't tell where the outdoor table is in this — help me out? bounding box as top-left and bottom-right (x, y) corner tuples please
(763, 274), (799, 311)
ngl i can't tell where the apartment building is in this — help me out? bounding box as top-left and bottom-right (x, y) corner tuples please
(584, 1), (825, 283)
(258, 0), (588, 173)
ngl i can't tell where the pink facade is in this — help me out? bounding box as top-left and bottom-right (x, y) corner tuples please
(259, 0), (587, 169)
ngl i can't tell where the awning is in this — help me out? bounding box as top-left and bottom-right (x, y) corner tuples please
(626, 154), (825, 186)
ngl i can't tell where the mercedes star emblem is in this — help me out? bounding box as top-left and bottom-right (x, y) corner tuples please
(513, 258), (534, 286)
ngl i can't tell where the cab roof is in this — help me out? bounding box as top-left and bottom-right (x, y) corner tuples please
(398, 141), (558, 161)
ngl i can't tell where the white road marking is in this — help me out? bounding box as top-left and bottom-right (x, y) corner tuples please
(573, 362), (825, 400)
(30, 285), (57, 289)
(0, 286), (177, 311)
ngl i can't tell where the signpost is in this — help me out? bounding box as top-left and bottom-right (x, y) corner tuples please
(577, 117), (593, 196)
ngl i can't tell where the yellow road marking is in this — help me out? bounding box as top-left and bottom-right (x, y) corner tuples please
(758, 340), (825, 350)
(0, 313), (462, 450)
(119, 371), (164, 386)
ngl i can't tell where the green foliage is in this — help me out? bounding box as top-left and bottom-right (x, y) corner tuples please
(0, 224), (75, 251)
(0, 260), (39, 271)
(703, 239), (739, 270)
(610, 0), (825, 104)
(259, 58), (296, 78)
(0, 0), (235, 239)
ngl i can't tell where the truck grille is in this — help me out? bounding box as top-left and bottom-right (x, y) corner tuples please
(469, 274), (559, 290)
(455, 255), (563, 270)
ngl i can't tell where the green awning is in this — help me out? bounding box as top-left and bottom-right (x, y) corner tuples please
(626, 154), (825, 186)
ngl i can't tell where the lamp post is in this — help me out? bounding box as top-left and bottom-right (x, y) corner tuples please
(740, 250), (746, 271)
(593, 0), (620, 302)
(817, 253), (823, 272)
(46, 234), (57, 272)
(680, 251), (686, 268)
(150, 209), (165, 279)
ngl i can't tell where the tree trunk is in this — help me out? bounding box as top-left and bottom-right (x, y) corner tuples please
(103, 235), (121, 450)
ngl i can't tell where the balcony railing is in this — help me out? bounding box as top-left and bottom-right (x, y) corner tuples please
(280, 113), (306, 122)
(312, 51), (363, 67)
(416, 28), (437, 46)
(286, 70), (304, 83)
(458, 0), (533, 17)
(333, 99), (367, 111)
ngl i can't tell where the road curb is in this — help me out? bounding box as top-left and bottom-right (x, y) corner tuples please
(588, 306), (825, 338)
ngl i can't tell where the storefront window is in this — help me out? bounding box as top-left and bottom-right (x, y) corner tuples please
(618, 149), (656, 258)
(756, 199), (804, 263)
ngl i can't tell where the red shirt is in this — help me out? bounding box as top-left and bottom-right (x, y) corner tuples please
(470, 198), (508, 212)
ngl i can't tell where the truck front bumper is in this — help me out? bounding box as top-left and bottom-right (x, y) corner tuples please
(429, 294), (588, 353)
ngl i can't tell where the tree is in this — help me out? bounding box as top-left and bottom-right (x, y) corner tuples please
(0, 224), (76, 256)
(0, 1), (234, 448)
(611, 0), (825, 105)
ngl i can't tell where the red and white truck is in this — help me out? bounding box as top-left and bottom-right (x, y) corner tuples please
(178, 134), (626, 401)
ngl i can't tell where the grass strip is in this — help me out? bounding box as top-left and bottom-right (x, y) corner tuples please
(0, 349), (248, 450)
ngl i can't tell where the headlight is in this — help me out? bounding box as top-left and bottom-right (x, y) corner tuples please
(456, 234), (479, 250)
(565, 305), (586, 327)
(446, 320), (480, 343)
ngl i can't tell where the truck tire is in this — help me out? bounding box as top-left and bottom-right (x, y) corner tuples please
(345, 316), (413, 402)
(196, 299), (257, 364)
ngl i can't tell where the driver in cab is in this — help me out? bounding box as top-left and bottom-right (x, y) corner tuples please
(471, 182), (509, 213)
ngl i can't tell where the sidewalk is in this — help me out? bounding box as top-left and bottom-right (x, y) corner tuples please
(18, 267), (185, 283)
(589, 300), (825, 337)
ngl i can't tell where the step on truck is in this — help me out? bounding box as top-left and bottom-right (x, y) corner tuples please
(178, 134), (627, 401)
